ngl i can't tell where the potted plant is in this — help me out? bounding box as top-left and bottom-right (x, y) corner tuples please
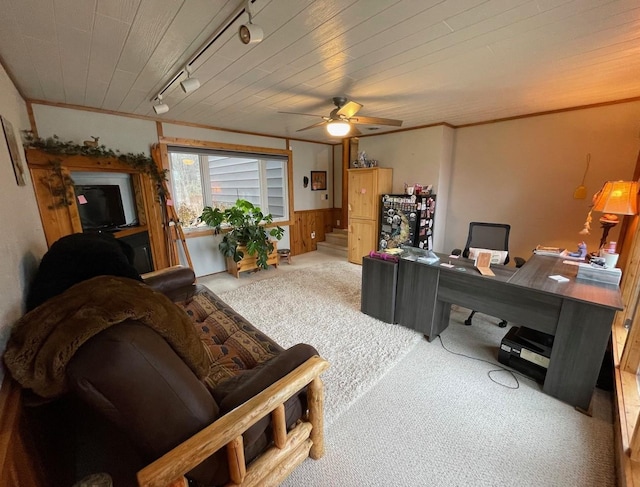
(200, 199), (284, 272)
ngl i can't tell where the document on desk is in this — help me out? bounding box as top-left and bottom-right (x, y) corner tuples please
(549, 275), (570, 282)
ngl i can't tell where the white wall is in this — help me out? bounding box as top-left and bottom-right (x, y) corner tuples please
(0, 67), (48, 381)
(33, 105), (157, 154)
(358, 125), (453, 251)
(447, 102), (640, 261)
(289, 140), (332, 211)
(356, 105), (639, 261)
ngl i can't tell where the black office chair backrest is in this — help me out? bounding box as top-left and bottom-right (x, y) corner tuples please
(462, 222), (511, 265)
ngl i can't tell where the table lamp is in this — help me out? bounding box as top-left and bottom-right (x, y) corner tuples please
(590, 180), (639, 249)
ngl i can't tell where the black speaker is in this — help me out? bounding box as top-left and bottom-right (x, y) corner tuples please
(118, 231), (154, 274)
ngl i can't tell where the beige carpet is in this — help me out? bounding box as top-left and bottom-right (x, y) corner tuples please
(221, 260), (615, 486)
(218, 261), (421, 425)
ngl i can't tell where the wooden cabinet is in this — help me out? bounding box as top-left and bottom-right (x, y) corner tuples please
(347, 167), (392, 264)
(25, 149), (170, 271)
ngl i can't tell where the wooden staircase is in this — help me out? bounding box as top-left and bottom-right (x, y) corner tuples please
(317, 228), (347, 258)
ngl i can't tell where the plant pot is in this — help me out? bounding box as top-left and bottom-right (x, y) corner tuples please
(225, 241), (278, 278)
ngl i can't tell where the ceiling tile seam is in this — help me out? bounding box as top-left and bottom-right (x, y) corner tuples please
(106, 0), (167, 111)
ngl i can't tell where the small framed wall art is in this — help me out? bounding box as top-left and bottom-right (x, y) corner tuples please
(310, 170), (327, 191)
(1, 115), (26, 186)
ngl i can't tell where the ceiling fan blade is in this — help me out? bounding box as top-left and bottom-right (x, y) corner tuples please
(278, 111), (326, 118)
(336, 100), (363, 118)
(296, 120), (329, 132)
(350, 115), (403, 127)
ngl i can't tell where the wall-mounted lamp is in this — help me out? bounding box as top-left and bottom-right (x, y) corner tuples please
(180, 66), (200, 94)
(580, 180), (639, 248)
(239, 0), (263, 44)
(326, 121), (351, 137)
(153, 95), (169, 114)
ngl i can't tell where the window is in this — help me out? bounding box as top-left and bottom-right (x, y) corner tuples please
(168, 146), (289, 229)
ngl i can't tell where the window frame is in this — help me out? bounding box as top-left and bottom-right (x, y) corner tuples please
(159, 138), (294, 237)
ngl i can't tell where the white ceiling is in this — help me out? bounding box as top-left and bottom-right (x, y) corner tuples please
(1, 0), (639, 144)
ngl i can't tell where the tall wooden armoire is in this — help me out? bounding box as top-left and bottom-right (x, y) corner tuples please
(347, 167), (392, 264)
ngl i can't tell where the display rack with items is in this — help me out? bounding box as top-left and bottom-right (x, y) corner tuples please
(379, 192), (436, 251)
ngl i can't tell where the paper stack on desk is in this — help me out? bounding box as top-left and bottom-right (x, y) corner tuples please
(576, 263), (622, 285)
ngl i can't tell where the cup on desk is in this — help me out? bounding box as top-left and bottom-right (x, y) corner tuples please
(603, 252), (619, 268)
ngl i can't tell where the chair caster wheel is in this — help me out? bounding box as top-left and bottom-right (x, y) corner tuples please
(498, 320), (507, 328)
(464, 319), (473, 326)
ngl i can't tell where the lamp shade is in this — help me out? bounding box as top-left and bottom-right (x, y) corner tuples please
(326, 121), (351, 136)
(592, 180), (639, 215)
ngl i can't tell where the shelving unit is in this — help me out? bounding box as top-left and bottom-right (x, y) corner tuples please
(25, 149), (170, 271)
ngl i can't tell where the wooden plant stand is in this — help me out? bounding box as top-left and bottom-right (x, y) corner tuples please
(226, 242), (278, 278)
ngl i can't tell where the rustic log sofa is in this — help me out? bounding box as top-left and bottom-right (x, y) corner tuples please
(2, 233), (329, 487)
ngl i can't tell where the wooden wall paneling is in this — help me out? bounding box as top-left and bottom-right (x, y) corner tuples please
(301, 211), (317, 253)
(291, 209), (336, 255)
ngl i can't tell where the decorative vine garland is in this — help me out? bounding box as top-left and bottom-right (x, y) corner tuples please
(22, 132), (167, 191)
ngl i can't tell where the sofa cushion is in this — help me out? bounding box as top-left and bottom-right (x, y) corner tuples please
(175, 286), (284, 390)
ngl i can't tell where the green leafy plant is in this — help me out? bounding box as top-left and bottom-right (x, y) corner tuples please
(200, 199), (284, 269)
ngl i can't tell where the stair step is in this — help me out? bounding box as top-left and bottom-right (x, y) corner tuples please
(317, 241), (348, 257)
(325, 232), (347, 246)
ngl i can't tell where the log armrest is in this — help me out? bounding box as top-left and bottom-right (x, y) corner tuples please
(136, 355), (330, 487)
(212, 343), (319, 414)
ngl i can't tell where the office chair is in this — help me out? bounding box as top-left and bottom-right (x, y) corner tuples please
(452, 222), (525, 328)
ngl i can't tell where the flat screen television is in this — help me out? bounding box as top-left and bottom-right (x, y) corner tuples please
(74, 184), (126, 231)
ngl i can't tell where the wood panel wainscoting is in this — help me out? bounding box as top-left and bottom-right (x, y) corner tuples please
(290, 208), (342, 256)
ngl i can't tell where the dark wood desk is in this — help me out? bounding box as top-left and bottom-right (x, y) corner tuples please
(395, 253), (623, 410)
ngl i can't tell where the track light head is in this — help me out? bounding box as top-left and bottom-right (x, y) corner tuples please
(180, 77), (200, 93)
(239, 22), (263, 44)
(153, 95), (169, 114)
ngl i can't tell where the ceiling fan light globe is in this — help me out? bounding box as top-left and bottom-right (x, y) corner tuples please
(153, 103), (169, 114)
(239, 23), (264, 44)
(327, 121), (350, 136)
(180, 77), (200, 93)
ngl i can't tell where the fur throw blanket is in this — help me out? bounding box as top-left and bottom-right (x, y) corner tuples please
(4, 276), (209, 399)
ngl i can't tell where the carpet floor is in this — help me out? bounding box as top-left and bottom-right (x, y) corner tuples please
(220, 260), (615, 486)
(219, 261), (421, 425)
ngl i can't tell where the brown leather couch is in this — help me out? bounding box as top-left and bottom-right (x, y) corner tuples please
(20, 266), (329, 486)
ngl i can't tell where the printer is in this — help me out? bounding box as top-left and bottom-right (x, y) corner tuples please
(498, 326), (554, 383)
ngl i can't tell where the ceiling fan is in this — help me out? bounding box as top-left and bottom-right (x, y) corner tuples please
(279, 96), (403, 136)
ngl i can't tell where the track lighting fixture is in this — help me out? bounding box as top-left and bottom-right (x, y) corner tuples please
(151, 1), (263, 111)
(153, 95), (169, 114)
(180, 66), (200, 93)
(239, 0), (263, 44)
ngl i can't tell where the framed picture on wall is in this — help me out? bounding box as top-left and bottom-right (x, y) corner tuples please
(1, 115), (26, 186)
(310, 171), (327, 191)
